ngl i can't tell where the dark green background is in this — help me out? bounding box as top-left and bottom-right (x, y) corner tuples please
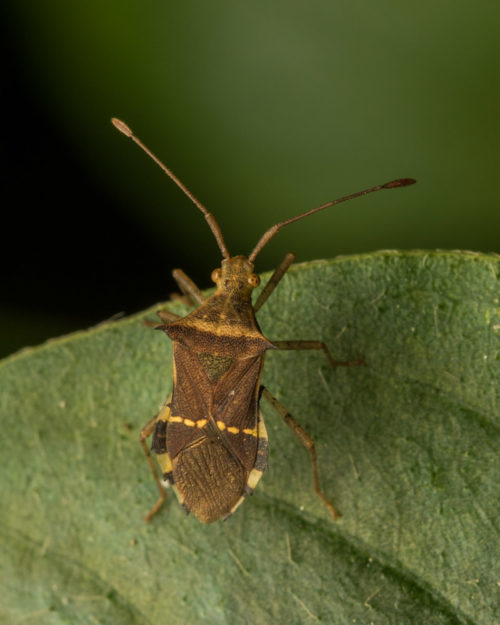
(2, 1), (500, 356)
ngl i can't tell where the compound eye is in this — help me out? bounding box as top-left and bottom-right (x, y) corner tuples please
(247, 273), (260, 288)
(211, 268), (221, 283)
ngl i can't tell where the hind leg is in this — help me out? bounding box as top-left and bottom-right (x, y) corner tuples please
(139, 396), (174, 522)
(261, 387), (339, 520)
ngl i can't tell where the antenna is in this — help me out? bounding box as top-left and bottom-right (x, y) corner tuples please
(111, 118), (231, 260)
(248, 178), (416, 262)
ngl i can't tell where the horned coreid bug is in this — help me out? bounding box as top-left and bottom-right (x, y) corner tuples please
(112, 117), (415, 524)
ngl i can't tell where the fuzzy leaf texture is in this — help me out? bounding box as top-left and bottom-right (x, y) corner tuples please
(1, 251), (499, 625)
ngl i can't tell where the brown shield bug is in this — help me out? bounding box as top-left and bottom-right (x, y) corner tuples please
(112, 117), (415, 523)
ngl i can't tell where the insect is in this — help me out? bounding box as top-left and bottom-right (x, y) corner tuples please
(112, 117), (415, 523)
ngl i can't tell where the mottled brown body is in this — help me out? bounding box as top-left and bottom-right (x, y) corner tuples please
(152, 257), (272, 522)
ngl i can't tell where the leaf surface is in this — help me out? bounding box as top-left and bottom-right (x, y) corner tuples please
(1, 251), (498, 625)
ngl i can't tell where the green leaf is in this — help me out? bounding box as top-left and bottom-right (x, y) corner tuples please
(1, 250), (498, 625)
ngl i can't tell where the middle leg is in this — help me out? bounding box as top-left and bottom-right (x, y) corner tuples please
(271, 340), (365, 368)
(139, 412), (167, 522)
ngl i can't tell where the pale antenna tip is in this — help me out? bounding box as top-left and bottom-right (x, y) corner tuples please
(111, 117), (133, 137)
(383, 178), (417, 189)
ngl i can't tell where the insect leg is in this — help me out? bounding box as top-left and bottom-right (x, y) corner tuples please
(172, 268), (206, 305)
(156, 309), (182, 323)
(143, 309), (182, 329)
(139, 413), (167, 522)
(254, 252), (295, 313)
(271, 340), (365, 367)
(261, 386), (339, 520)
(144, 272), (198, 326)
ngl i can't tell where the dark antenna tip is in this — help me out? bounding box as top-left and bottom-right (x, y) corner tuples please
(248, 176), (417, 262)
(383, 178), (417, 189)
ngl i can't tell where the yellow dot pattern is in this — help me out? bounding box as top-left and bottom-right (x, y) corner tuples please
(169, 415), (257, 437)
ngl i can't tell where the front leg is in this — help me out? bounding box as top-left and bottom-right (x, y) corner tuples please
(144, 309), (181, 328)
(254, 252), (295, 312)
(145, 267), (205, 327)
(172, 268), (205, 305)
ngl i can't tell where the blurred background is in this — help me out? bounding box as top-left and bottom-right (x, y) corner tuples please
(1, 1), (499, 358)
